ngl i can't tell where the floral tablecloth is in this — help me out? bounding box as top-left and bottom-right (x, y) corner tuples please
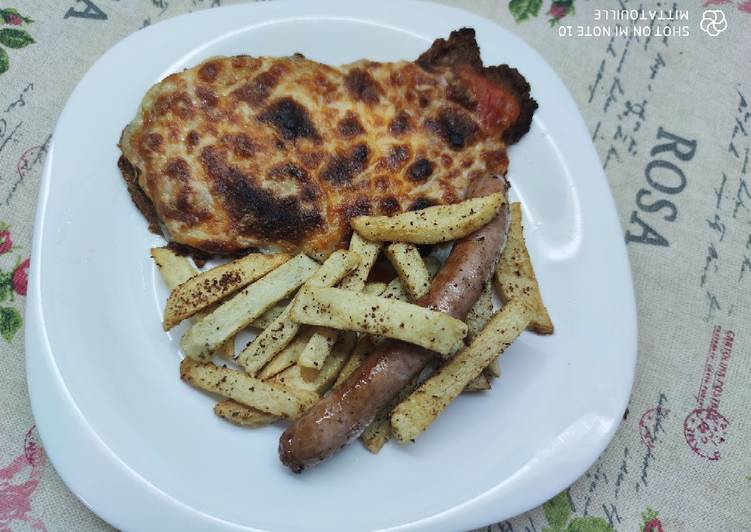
(0, 1), (748, 530)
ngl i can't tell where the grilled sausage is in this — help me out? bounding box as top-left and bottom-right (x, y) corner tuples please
(279, 174), (510, 472)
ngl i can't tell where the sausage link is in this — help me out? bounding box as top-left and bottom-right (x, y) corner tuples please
(279, 175), (510, 472)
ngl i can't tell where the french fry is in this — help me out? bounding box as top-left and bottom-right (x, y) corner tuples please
(485, 358), (502, 379)
(152, 248), (233, 359)
(380, 276), (409, 301)
(361, 385), (411, 454)
(465, 282), (500, 379)
(298, 234), (382, 371)
(334, 335), (378, 387)
(466, 282), (494, 342)
(219, 336), (236, 361)
(272, 333), (357, 395)
(494, 202), (554, 335)
(214, 400), (278, 427)
(391, 299), (533, 442)
(290, 286), (467, 356)
(361, 412), (391, 454)
(238, 250), (360, 375)
(464, 373), (491, 392)
(214, 331), (312, 427)
(250, 300), (288, 330)
(180, 254), (319, 361)
(351, 193), (505, 244)
(377, 255), (438, 305)
(384, 243), (431, 300)
(363, 282), (387, 296)
(297, 327), (338, 370)
(163, 253), (289, 330)
(257, 329), (313, 380)
(361, 363), (433, 453)
(180, 359), (317, 419)
(151, 247), (196, 290)
(339, 232), (383, 292)
(373, 258), (436, 305)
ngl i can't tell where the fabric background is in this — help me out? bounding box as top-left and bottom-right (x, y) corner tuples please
(0, 1), (748, 530)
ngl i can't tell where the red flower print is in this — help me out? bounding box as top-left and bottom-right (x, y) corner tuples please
(641, 508), (664, 532)
(549, 3), (568, 18)
(1, 8), (32, 25)
(0, 426), (47, 531)
(548, 0), (575, 24)
(12, 258), (28, 296)
(0, 230), (11, 254)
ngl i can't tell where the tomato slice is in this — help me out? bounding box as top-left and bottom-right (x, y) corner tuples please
(459, 67), (521, 134)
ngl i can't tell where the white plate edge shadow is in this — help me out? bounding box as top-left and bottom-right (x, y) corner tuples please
(26, 2), (637, 531)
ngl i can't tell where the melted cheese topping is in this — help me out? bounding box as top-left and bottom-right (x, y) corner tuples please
(120, 53), (513, 258)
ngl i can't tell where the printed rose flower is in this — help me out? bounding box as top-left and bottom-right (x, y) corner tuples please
(12, 258), (28, 296)
(1, 8), (31, 25)
(548, 0), (575, 24)
(641, 507), (663, 532)
(549, 4), (567, 18)
(0, 7), (34, 27)
(0, 230), (12, 254)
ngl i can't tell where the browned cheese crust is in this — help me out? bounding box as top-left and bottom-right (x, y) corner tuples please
(119, 28), (536, 258)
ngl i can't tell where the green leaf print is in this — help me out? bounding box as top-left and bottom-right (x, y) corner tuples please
(567, 516), (614, 532)
(0, 47), (8, 74)
(1, 8), (34, 24)
(0, 27), (34, 48)
(0, 306), (22, 342)
(509, 0), (543, 22)
(0, 269), (14, 302)
(543, 491), (571, 530)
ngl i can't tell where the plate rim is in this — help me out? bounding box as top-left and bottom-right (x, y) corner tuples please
(26, 2), (638, 531)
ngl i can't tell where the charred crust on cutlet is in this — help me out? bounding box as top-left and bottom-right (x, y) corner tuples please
(198, 61), (222, 83)
(407, 158), (434, 182)
(200, 146), (323, 245)
(195, 86), (219, 108)
(409, 197), (436, 211)
(425, 107), (479, 150)
(388, 111), (412, 136)
(258, 97), (321, 143)
(384, 145), (410, 171)
(169, 240), (260, 266)
(446, 82), (477, 111)
(165, 158), (190, 181)
(380, 196), (399, 215)
(416, 28), (483, 72)
(483, 65), (537, 144)
(341, 196), (372, 224)
(118, 152), (230, 264)
(320, 143), (369, 186)
(165, 241), (213, 268)
(221, 133), (257, 158)
(118, 155), (162, 236)
(143, 133), (163, 152)
(337, 112), (365, 138)
(417, 27), (536, 145)
(344, 68), (382, 105)
(233, 66), (283, 107)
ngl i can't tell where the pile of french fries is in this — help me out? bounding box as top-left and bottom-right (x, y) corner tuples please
(153, 193), (553, 453)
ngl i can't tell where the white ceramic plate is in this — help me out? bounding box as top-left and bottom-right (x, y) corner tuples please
(26, 2), (637, 531)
